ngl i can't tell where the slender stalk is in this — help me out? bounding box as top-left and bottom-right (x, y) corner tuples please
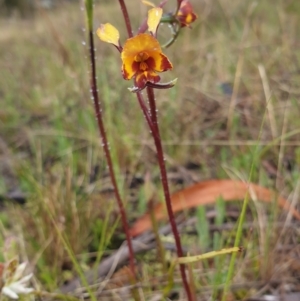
(147, 86), (158, 131)
(87, 28), (135, 278)
(175, 0), (184, 17)
(136, 92), (156, 136)
(117, 1), (191, 296)
(145, 87), (193, 301)
(118, 0), (133, 38)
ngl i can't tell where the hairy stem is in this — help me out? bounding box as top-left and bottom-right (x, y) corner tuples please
(143, 86), (193, 301)
(87, 29), (135, 277)
(118, 0), (133, 38)
(136, 92), (157, 137)
(117, 0), (191, 296)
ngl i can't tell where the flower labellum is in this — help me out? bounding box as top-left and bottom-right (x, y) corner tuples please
(121, 33), (172, 90)
(177, 0), (197, 27)
(128, 78), (178, 93)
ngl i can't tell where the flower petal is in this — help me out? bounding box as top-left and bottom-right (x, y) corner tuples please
(122, 34), (162, 59)
(142, 0), (156, 7)
(134, 72), (148, 90)
(147, 7), (163, 35)
(146, 77), (177, 89)
(129, 77), (177, 93)
(17, 273), (33, 285)
(2, 287), (19, 299)
(96, 23), (120, 46)
(147, 52), (173, 72)
(13, 263), (27, 281)
(135, 71), (160, 89)
(121, 33), (172, 89)
(9, 283), (34, 295)
(122, 60), (139, 80)
(121, 34), (167, 79)
(177, 0), (197, 27)
(177, 12), (197, 27)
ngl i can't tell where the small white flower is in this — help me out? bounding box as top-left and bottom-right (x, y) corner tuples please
(11, 263), (27, 282)
(1, 261), (34, 300)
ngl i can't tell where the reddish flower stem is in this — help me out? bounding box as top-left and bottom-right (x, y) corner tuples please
(146, 86), (159, 130)
(118, 2), (192, 298)
(174, 2), (181, 17)
(136, 92), (160, 141)
(145, 87), (193, 301)
(87, 30), (135, 277)
(118, 0), (133, 38)
(177, 0), (184, 7)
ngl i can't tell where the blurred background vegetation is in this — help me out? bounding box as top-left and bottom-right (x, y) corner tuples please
(0, 0), (78, 17)
(1, 0), (300, 299)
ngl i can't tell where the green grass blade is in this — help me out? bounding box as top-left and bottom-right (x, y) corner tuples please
(221, 109), (268, 301)
(85, 0), (93, 30)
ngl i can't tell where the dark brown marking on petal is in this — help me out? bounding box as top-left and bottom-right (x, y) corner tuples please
(134, 72), (148, 89)
(159, 54), (173, 71)
(146, 56), (156, 71)
(146, 71), (160, 84)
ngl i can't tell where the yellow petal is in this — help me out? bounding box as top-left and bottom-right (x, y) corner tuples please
(96, 23), (120, 46)
(147, 7), (162, 35)
(122, 59), (139, 80)
(148, 51), (173, 72)
(142, 0), (156, 7)
(121, 34), (162, 62)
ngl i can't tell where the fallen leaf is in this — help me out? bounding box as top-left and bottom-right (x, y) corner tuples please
(130, 180), (300, 237)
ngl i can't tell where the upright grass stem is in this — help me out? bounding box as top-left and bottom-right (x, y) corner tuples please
(85, 0), (135, 278)
(221, 111), (267, 300)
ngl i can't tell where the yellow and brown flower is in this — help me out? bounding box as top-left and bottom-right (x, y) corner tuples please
(177, 0), (197, 27)
(121, 33), (172, 89)
(97, 8), (174, 91)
